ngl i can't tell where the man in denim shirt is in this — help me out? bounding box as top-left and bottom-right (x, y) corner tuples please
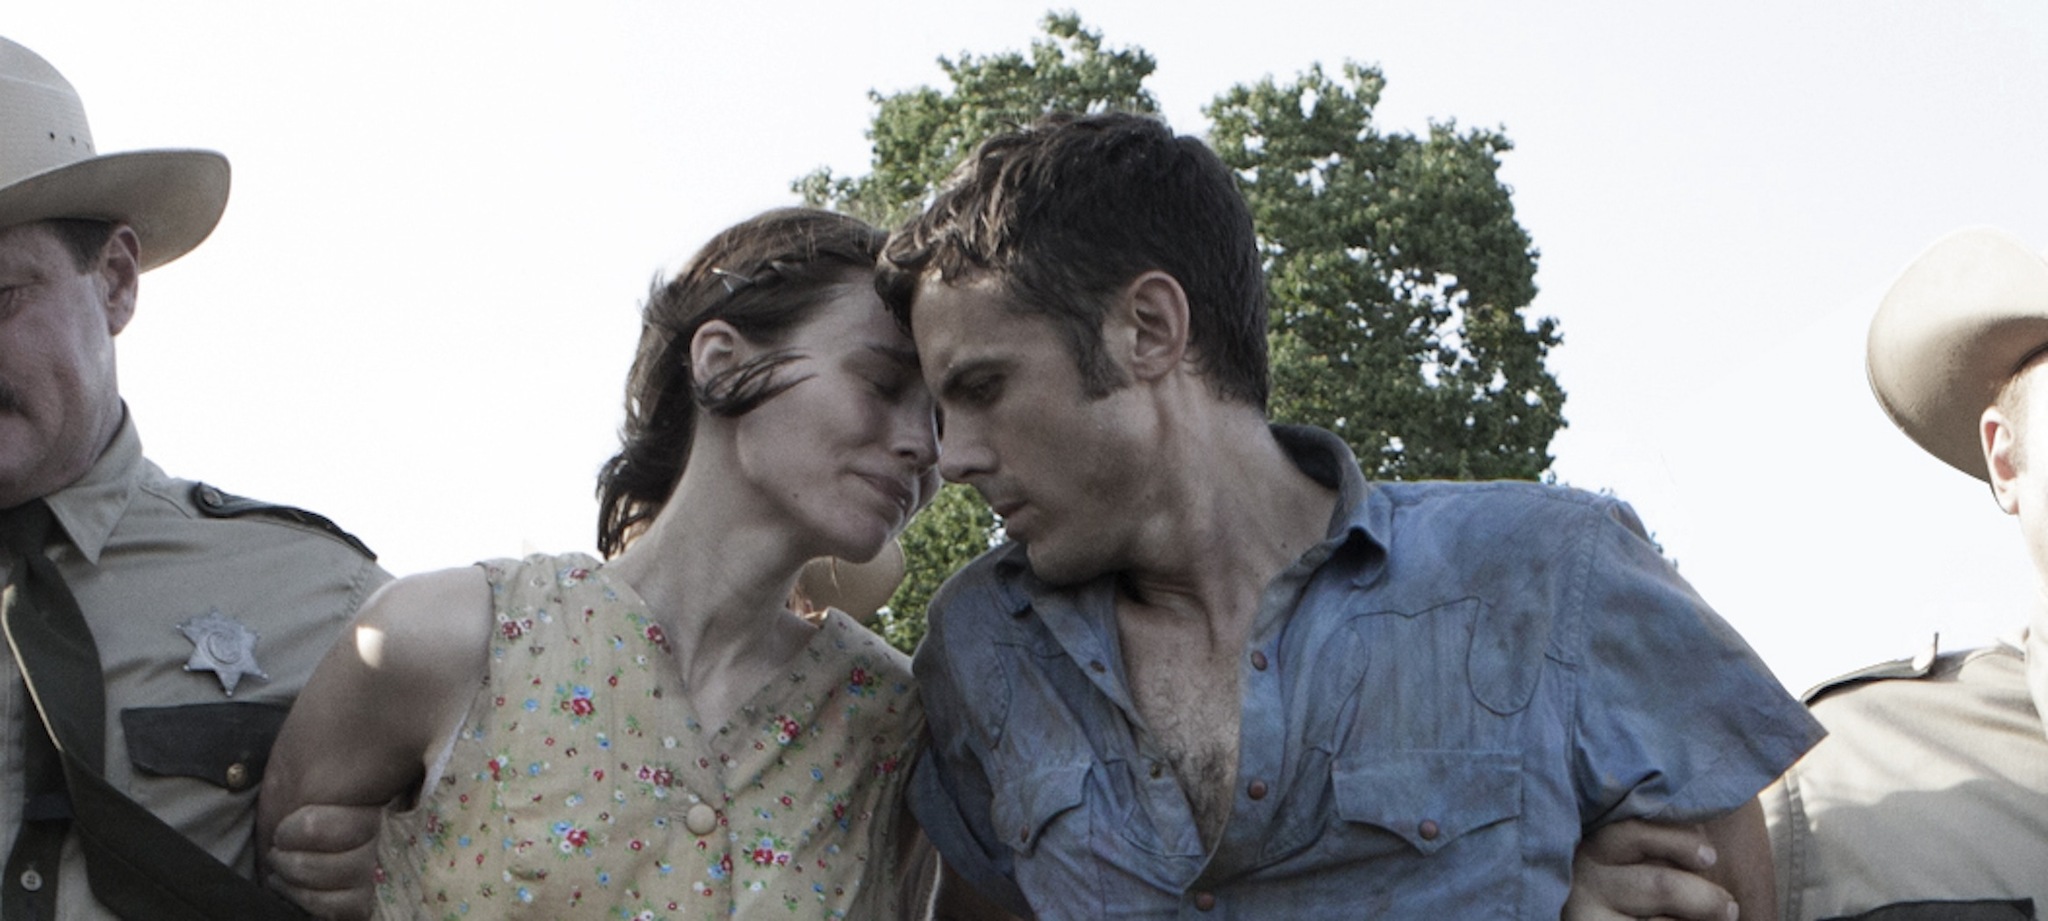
(878, 111), (1822, 919)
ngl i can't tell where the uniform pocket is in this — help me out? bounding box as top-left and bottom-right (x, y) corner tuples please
(121, 702), (290, 793)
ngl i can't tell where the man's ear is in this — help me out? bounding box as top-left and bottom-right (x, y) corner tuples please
(1118, 270), (1190, 383)
(1985, 404), (2022, 515)
(99, 225), (140, 336)
(690, 319), (744, 389)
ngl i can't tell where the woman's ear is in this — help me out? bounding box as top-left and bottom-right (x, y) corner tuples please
(690, 319), (743, 389)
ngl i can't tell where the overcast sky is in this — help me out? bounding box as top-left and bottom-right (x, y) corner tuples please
(13, 0), (2048, 691)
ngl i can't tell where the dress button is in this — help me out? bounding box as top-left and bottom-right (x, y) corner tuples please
(1246, 780), (1268, 800)
(1250, 650), (1268, 671)
(18, 868), (41, 892)
(1418, 819), (1441, 841)
(224, 762), (251, 791)
(1193, 891), (1216, 911)
(685, 803), (719, 836)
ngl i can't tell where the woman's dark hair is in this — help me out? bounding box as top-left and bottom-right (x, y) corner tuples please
(595, 208), (886, 557)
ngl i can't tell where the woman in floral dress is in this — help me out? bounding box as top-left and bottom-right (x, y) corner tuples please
(259, 208), (939, 920)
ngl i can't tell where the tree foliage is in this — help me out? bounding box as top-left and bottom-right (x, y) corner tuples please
(800, 15), (1564, 652)
(1209, 63), (1564, 480)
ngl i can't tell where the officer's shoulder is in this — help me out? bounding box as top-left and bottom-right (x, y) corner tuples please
(185, 481), (378, 561)
(1800, 635), (1981, 705)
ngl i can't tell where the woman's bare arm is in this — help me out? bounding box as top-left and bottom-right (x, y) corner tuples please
(256, 567), (493, 917)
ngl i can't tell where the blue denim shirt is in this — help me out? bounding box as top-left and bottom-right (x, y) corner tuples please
(908, 426), (1823, 919)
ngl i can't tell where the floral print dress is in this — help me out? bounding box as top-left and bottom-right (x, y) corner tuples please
(373, 553), (926, 920)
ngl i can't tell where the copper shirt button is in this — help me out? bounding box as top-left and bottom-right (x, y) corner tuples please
(1250, 650), (1268, 671)
(1419, 819), (1441, 841)
(686, 803), (719, 836)
(1194, 891), (1216, 911)
(1247, 780), (1268, 800)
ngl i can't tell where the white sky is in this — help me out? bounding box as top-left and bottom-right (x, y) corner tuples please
(12, 0), (2048, 693)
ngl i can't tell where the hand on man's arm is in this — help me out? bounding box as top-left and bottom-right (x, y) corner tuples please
(1563, 815), (1742, 921)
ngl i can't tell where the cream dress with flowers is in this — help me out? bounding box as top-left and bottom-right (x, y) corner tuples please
(373, 553), (926, 920)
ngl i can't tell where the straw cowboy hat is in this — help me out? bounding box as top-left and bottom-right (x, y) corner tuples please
(0, 36), (228, 270)
(1869, 227), (2048, 482)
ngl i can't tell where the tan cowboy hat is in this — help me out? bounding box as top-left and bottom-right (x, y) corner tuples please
(1868, 227), (2048, 481)
(794, 539), (907, 625)
(0, 37), (228, 270)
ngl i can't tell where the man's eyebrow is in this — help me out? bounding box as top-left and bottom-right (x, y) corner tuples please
(936, 355), (1009, 400)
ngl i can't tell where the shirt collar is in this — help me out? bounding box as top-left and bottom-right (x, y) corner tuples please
(988, 423), (1387, 604)
(40, 406), (144, 566)
(2026, 599), (2048, 741)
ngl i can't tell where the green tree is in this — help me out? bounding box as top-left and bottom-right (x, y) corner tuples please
(1209, 62), (1563, 480)
(797, 12), (1157, 228)
(802, 16), (1563, 652)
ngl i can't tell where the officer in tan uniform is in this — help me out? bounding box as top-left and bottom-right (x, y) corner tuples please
(0, 37), (388, 920)
(1564, 228), (2048, 921)
(1756, 228), (2048, 920)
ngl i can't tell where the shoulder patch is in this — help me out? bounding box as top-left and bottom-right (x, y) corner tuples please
(189, 483), (377, 561)
(1800, 634), (1942, 704)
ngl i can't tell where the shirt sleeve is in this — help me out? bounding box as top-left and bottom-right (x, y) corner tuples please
(907, 593), (1035, 917)
(1568, 498), (1825, 825)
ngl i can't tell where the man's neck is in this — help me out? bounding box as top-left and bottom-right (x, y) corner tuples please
(1115, 409), (1339, 630)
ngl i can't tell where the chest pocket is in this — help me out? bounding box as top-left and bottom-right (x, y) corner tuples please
(992, 761), (1088, 858)
(121, 702), (289, 793)
(1331, 750), (1522, 855)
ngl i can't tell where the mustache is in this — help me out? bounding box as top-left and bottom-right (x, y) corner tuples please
(0, 379), (23, 414)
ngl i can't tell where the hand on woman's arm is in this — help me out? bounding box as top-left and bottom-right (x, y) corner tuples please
(256, 568), (492, 919)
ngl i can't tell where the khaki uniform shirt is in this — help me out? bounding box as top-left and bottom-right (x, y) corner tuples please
(1764, 616), (2048, 920)
(0, 413), (388, 919)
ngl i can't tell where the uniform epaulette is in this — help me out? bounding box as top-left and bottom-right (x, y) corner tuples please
(1800, 634), (1942, 705)
(189, 483), (377, 561)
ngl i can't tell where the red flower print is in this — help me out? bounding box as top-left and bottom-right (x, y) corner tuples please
(877, 755), (901, 774)
(720, 854), (733, 875)
(568, 567), (590, 581)
(592, 769), (605, 781)
(568, 697), (594, 717)
(630, 839), (644, 851)
(651, 768), (674, 787)
(751, 847), (775, 866)
(501, 620), (524, 640)
(644, 624), (671, 652)
(487, 758), (505, 781)
(779, 795), (793, 807)
(566, 828), (590, 847)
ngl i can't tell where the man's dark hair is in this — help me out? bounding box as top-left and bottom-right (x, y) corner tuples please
(595, 208), (887, 557)
(45, 219), (115, 272)
(877, 112), (1269, 407)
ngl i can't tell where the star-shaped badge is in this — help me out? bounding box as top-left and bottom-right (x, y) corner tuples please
(177, 609), (268, 696)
